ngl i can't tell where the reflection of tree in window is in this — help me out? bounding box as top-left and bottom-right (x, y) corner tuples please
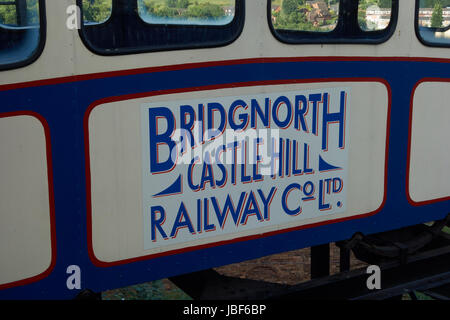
(419, 0), (450, 27)
(431, 1), (443, 27)
(82, 0), (112, 24)
(271, 0), (339, 32)
(0, 0), (43, 69)
(417, 0), (450, 46)
(358, 0), (392, 32)
(138, 0), (235, 25)
(0, 5), (16, 25)
(0, 0), (39, 26)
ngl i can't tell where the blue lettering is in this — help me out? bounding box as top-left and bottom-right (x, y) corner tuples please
(151, 206), (168, 241)
(322, 91), (346, 151)
(148, 107), (176, 174)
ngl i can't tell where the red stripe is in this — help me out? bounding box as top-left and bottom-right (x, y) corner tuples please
(1, 56), (449, 92)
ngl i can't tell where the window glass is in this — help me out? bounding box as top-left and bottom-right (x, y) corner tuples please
(0, 5), (19, 25)
(138, 0), (235, 26)
(271, 0), (339, 32)
(82, 0), (112, 24)
(0, 0), (44, 70)
(269, 0), (398, 44)
(417, 0), (450, 46)
(78, 0), (244, 55)
(358, 0), (392, 31)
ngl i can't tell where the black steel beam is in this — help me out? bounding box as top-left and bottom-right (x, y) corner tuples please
(423, 283), (450, 300)
(274, 245), (450, 300)
(311, 244), (330, 279)
(169, 269), (291, 300)
(339, 246), (351, 272)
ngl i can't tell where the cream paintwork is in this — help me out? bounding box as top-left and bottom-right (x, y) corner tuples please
(409, 81), (450, 204)
(0, 1), (449, 86)
(88, 81), (388, 263)
(0, 115), (52, 286)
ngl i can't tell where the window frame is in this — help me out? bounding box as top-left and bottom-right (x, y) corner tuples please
(0, 0), (46, 72)
(267, 0), (399, 45)
(77, 0), (245, 56)
(415, 0), (450, 48)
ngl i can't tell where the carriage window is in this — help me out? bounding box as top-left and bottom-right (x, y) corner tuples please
(78, 0), (244, 55)
(0, 0), (45, 70)
(138, 0), (235, 26)
(269, 0), (398, 44)
(416, 0), (450, 47)
(82, 0), (112, 24)
(358, 0), (392, 31)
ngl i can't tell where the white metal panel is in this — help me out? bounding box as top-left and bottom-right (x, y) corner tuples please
(409, 81), (450, 204)
(0, 115), (53, 286)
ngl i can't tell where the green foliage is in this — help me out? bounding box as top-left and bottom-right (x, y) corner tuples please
(0, 0), (39, 26)
(82, 0), (112, 23)
(26, 0), (39, 24)
(0, 5), (16, 25)
(431, 1), (444, 27)
(421, 0), (450, 8)
(358, 0), (392, 10)
(186, 2), (225, 19)
(166, 0), (178, 8)
(273, 0), (338, 32)
(281, 0), (304, 16)
(140, 0), (228, 21)
(154, 5), (179, 17)
(377, 0), (392, 9)
(178, 0), (190, 9)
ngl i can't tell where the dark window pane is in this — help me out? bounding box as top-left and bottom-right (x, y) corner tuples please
(79, 0), (244, 55)
(269, 0), (398, 44)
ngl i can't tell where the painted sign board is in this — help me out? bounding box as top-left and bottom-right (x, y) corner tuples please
(140, 88), (349, 253)
(87, 81), (388, 266)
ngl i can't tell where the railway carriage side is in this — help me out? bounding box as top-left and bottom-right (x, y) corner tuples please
(0, 0), (449, 298)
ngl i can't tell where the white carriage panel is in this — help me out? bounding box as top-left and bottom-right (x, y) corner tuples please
(409, 81), (450, 204)
(88, 81), (388, 263)
(0, 115), (53, 286)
